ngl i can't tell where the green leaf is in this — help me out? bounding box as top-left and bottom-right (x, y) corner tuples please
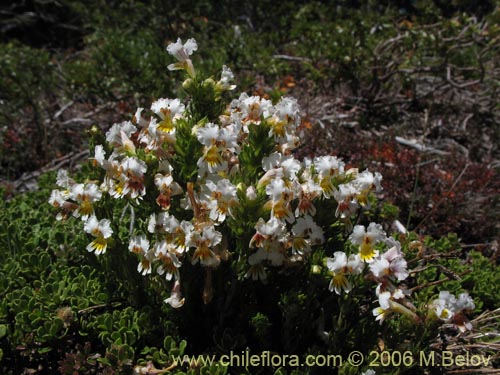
(0, 325), (7, 339)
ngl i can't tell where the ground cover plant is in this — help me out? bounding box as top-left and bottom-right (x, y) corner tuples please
(0, 1), (499, 375)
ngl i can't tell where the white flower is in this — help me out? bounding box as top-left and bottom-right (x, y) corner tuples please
(250, 247), (285, 267)
(166, 38), (198, 76)
(121, 156), (147, 177)
(333, 183), (359, 218)
(246, 186), (257, 200)
(274, 97), (300, 125)
(265, 178), (295, 223)
(129, 235), (153, 275)
(432, 291), (456, 321)
(369, 245), (409, 281)
(314, 155), (345, 197)
(373, 290), (392, 323)
(154, 173), (183, 210)
(189, 225), (223, 267)
(129, 235), (150, 255)
(92, 145), (106, 167)
(291, 216), (324, 254)
(196, 123), (228, 175)
(84, 216), (113, 255)
(203, 179), (239, 222)
(349, 223), (386, 262)
(268, 97), (300, 141)
(49, 189), (67, 209)
(455, 292), (475, 311)
(431, 291), (475, 326)
(217, 65), (236, 90)
(262, 153), (301, 182)
(249, 218), (288, 266)
(353, 170), (383, 206)
(167, 38), (197, 61)
(154, 174), (181, 194)
(232, 93), (273, 125)
(372, 285), (414, 324)
(84, 216), (112, 239)
(314, 155), (345, 178)
(106, 121), (137, 148)
(219, 124), (239, 151)
(132, 107), (148, 128)
(326, 252), (364, 295)
(196, 122), (220, 146)
(155, 241), (182, 280)
(69, 183), (102, 220)
(56, 169), (74, 189)
(164, 280), (185, 308)
(151, 98), (185, 134)
(143, 117), (176, 149)
(245, 263), (267, 281)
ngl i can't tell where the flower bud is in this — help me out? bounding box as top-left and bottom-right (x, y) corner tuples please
(182, 78), (194, 90)
(145, 153), (157, 164)
(246, 186), (257, 200)
(311, 265), (322, 274)
(203, 78), (216, 88)
(87, 124), (101, 137)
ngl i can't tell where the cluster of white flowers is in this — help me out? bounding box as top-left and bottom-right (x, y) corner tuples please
(49, 38), (474, 330)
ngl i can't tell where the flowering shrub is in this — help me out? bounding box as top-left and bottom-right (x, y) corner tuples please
(47, 38), (480, 372)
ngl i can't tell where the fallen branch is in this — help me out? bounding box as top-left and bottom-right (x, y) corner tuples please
(273, 54), (311, 62)
(395, 136), (450, 155)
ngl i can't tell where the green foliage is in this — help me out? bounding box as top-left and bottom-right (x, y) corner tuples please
(0, 42), (55, 178)
(64, 30), (174, 100)
(415, 236), (500, 312)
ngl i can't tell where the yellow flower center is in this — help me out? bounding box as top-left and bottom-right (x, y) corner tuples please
(203, 145), (222, 167)
(90, 237), (108, 255)
(359, 238), (376, 261)
(158, 116), (174, 133)
(332, 273), (349, 291)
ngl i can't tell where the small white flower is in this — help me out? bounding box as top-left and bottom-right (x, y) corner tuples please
(326, 252), (364, 295)
(92, 145), (106, 167)
(353, 170), (383, 206)
(333, 183), (359, 218)
(167, 38), (198, 61)
(314, 155), (345, 197)
(151, 98), (185, 134)
(349, 223), (386, 262)
(164, 280), (185, 308)
(291, 216), (324, 254)
(217, 65), (236, 90)
(128, 235), (153, 276)
(189, 226), (223, 267)
(56, 169), (74, 189)
(166, 38), (198, 76)
(129, 235), (150, 255)
(203, 179), (239, 222)
(314, 155), (345, 178)
(106, 121), (137, 147)
(196, 122), (220, 147)
(84, 216), (113, 255)
(49, 189), (67, 208)
(155, 241), (182, 280)
(454, 292), (475, 311)
(70, 183), (102, 220)
(373, 291), (392, 324)
(246, 186), (257, 200)
(431, 291), (475, 325)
